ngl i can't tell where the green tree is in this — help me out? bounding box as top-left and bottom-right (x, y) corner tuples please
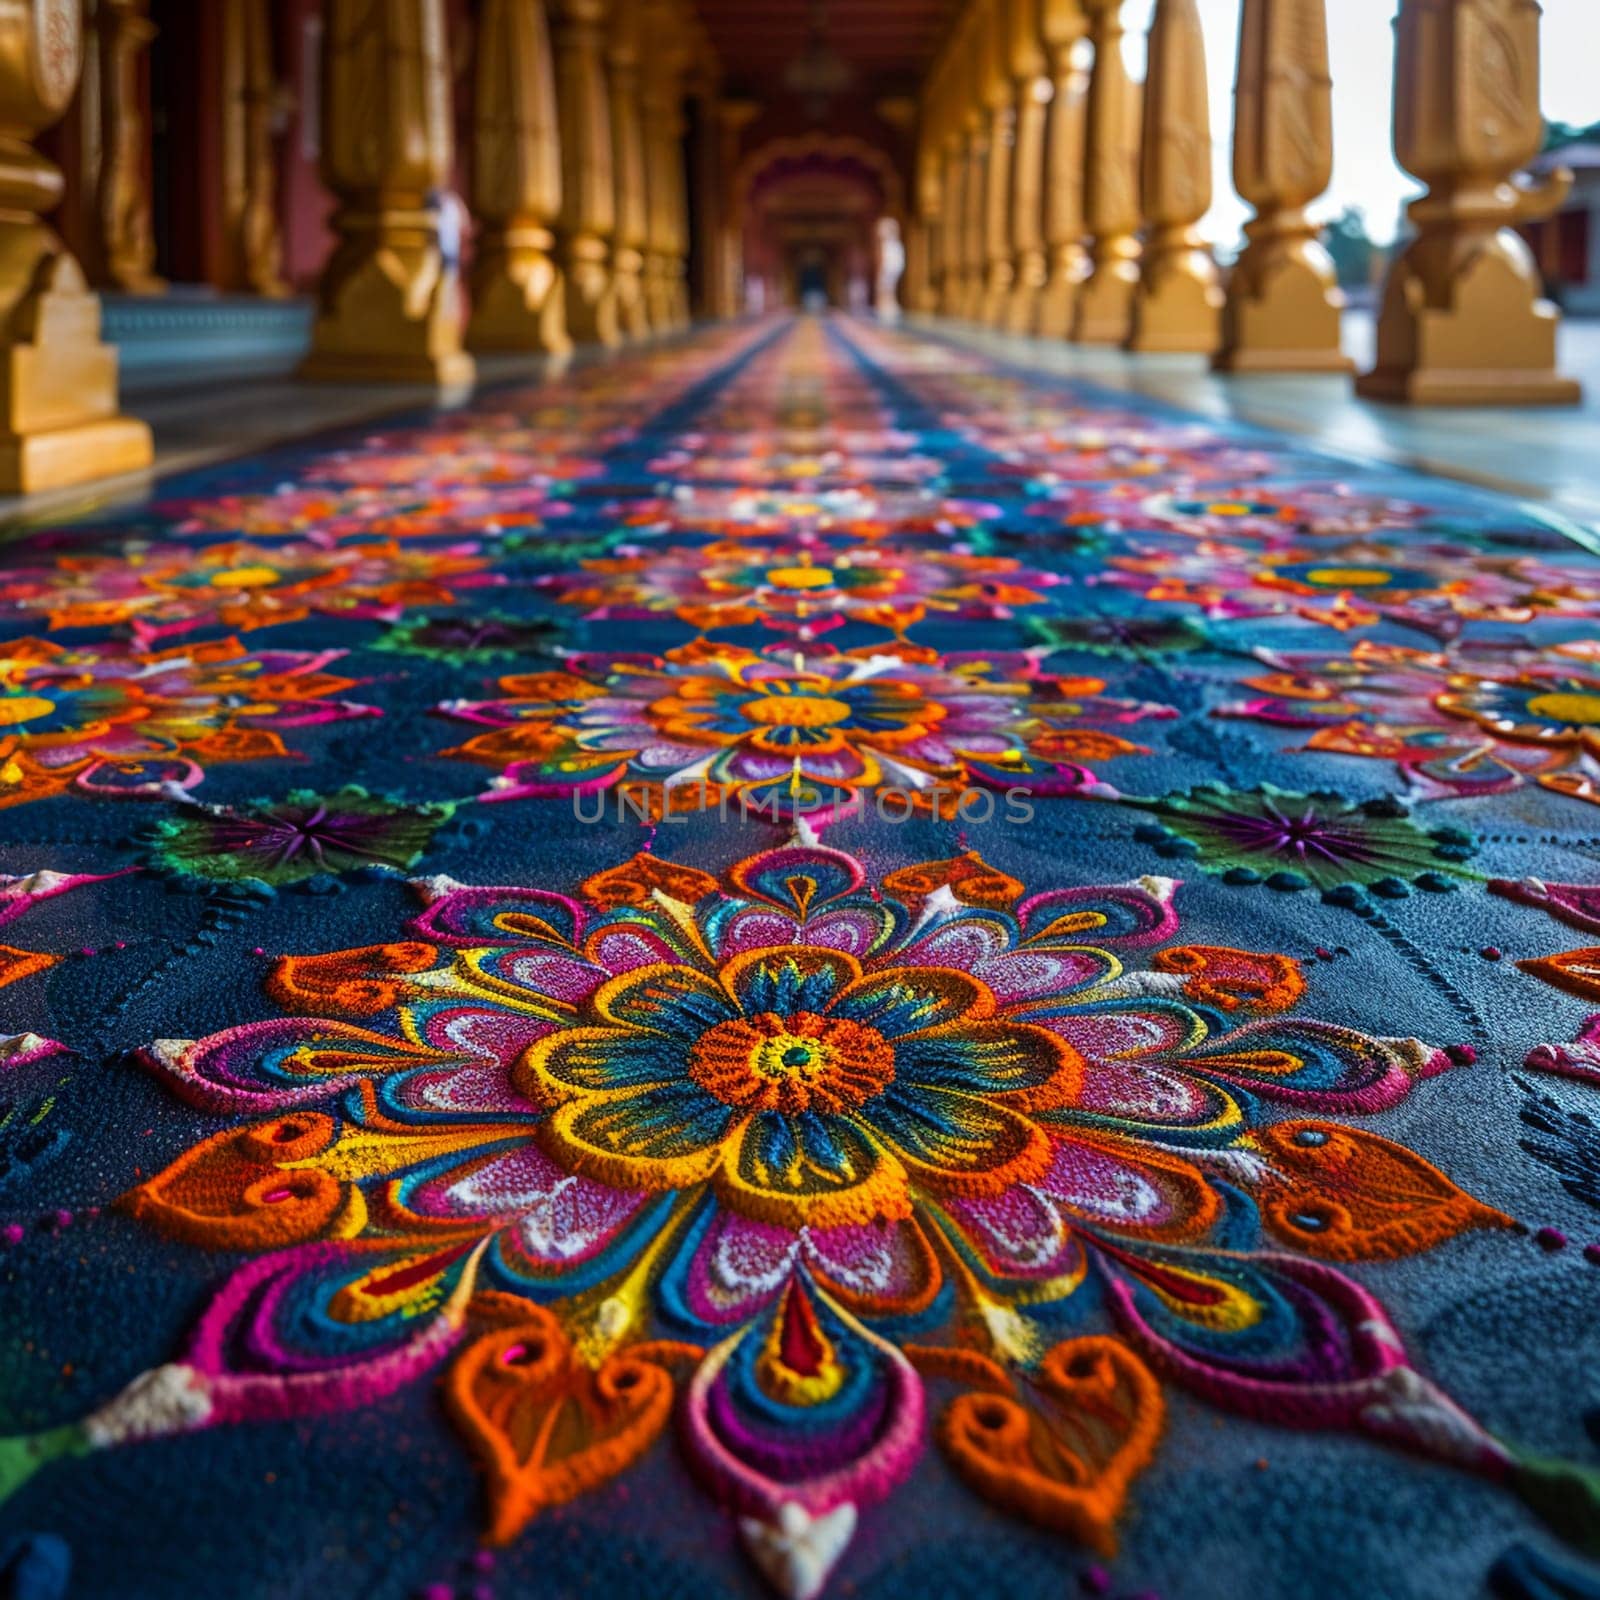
(1323, 206), (1377, 290)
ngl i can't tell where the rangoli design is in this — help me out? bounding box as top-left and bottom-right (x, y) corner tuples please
(3, 317), (1600, 1600)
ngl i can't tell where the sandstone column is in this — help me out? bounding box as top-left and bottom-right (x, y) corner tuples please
(1127, 0), (1222, 351)
(1073, 0), (1142, 343)
(607, 0), (650, 338)
(939, 121), (966, 315)
(688, 78), (725, 323)
(1002, 0), (1049, 332)
(466, 0), (569, 354)
(300, 0), (474, 386)
(1356, 0), (1579, 404)
(641, 10), (688, 333)
(552, 0), (620, 346)
(93, 0), (164, 293)
(1214, 0), (1348, 370)
(218, 0), (289, 297)
(978, 0), (1015, 325)
(0, 0), (151, 490)
(716, 99), (757, 316)
(1036, 0), (1091, 338)
(960, 43), (990, 321)
(915, 63), (949, 315)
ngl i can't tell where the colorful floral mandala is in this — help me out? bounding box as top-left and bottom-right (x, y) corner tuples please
(1220, 641), (1600, 804)
(0, 636), (377, 806)
(8, 841), (1570, 1597)
(0, 538), (501, 640)
(536, 541), (1060, 638)
(437, 644), (1172, 814)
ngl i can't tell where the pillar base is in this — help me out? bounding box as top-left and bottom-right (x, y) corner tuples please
(1036, 245), (1089, 339)
(1073, 275), (1138, 344)
(1356, 228), (1582, 408)
(1355, 366), (1582, 406)
(0, 414), (152, 495)
(1003, 252), (1044, 334)
(1073, 240), (1140, 344)
(467, 231), (572, 356)
(299, 349), (477, 387)
(1127, 301), (1222, 353)
(979, 267), (1012, 327)
(301, 218), (474, 389)
(1128, 236), (1223, 353)
(1214, 225), (1349, 373)
(0, 247), (154, 493)
(565, 237), (620, 347)
(613, 248), (649, 340)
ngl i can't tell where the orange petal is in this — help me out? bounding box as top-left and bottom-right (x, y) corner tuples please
(882, 851), (1024, 910)
(580, 852), (719, 910)
(121, 1113), (350, 1249)
(1256, 1120), (1514, 1260)
(267, 941), (438, 1015)
(1519, 947), (1600, 1002)
(941, 1335), (1163, 1557)
(1151, 944), (1306, 1012)
(443, 1301), (675, 1545)
(0, 944), (58, 989)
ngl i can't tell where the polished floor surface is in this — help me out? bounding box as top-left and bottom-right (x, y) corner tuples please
(1, 316), (1599, 1600)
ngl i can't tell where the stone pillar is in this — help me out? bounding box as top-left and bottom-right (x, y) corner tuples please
(906, 95), (942, 316)
(1356, 0), (1579, 404)
(978, 0), (1015, 326)
(0, 0), (151, 491)
(300, 0), (474, 386)
(960, 97), (985, 321)
(914, 63), (947, 314)
(952, 8), (985, 320)
(1213, 0), (1348, 371)
(1127, 0), (1222, 351)
(92, 0), (164, 293)
(466, 0), (569, 354)
(1036, 0), (1091, 337)
(716, 99), (756, 317)
(1002, 0), (1049, 333)
(641, 14), (687, 333)
(939, 133), (966, 314)
(688, 80), (724, 322)
(553, 0), (619, 347)
(218, 0), (289, 298)
(607, 0), (649, 338)
(1073, 0), (1142, 343)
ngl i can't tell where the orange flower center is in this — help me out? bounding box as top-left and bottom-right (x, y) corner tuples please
(740, 692), (853, 729)
(689, 1010), (895, 1115)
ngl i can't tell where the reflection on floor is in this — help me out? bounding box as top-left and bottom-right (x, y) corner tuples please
(928, 310), (1600, 527)
(1, 315), (1599, 1600)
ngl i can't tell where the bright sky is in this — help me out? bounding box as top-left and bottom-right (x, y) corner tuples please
(1119, 0), (1600, 249)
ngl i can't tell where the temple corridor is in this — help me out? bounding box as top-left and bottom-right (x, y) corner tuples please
(1, 311), (1600, 1599)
